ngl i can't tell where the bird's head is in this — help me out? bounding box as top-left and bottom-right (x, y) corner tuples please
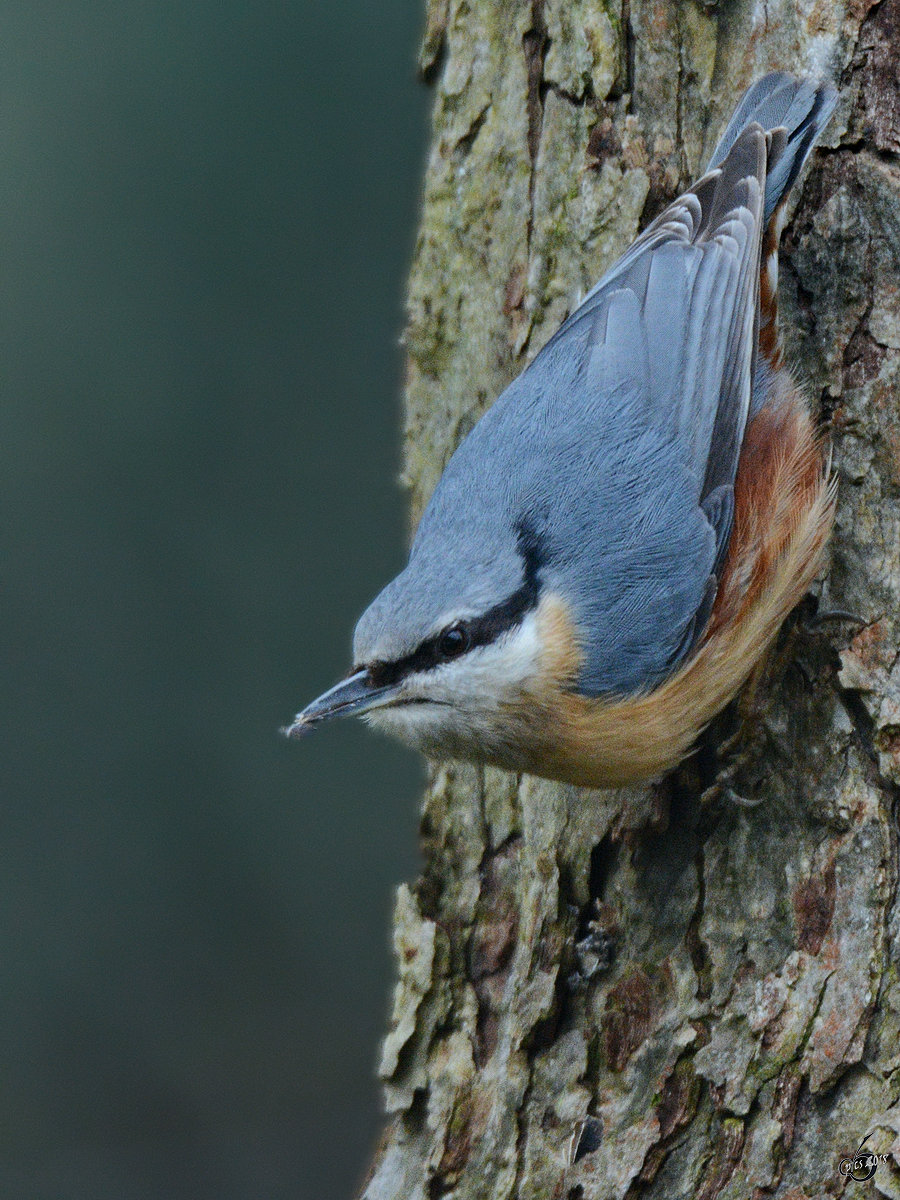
(284, 518), (582, 769)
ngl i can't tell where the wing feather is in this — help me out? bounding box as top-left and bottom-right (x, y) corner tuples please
(547, 124), (765, 536)
(525, 125), (767, 692)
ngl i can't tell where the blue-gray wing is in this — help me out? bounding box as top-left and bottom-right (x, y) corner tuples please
(525, 125), (766, 695)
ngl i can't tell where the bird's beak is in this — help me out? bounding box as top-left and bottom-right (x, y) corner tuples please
(282, 668), (395, 738)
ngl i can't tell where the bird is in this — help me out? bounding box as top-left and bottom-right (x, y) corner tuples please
(285, 71), (838, 789)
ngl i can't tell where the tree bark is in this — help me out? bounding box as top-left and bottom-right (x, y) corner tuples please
(363, 3), (900, 1197)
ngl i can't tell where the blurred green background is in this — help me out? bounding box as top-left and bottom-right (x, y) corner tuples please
(1, 2), (428, 1196)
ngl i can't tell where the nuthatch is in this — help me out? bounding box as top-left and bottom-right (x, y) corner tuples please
(286, 72), (837, 788)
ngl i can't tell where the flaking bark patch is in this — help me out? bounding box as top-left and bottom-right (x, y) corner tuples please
(601, 966), (659, 1073)
(793, 860), (837, 955)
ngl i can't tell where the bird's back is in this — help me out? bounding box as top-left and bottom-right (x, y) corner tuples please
(409, 73), (835, 700)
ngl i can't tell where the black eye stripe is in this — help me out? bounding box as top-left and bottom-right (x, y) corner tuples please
(366, 519), (546, 688)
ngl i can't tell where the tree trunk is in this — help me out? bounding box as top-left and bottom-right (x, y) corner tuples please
(363, 3), (900, 1197)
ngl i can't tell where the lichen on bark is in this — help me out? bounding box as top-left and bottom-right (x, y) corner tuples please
(363, 3), (900, 1198)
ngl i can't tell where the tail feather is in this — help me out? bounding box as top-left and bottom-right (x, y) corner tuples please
(709, 71), (836, 369)
(707, 72), (837, 222)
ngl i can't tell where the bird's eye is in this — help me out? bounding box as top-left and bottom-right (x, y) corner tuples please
(437, 624), (469, 659)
